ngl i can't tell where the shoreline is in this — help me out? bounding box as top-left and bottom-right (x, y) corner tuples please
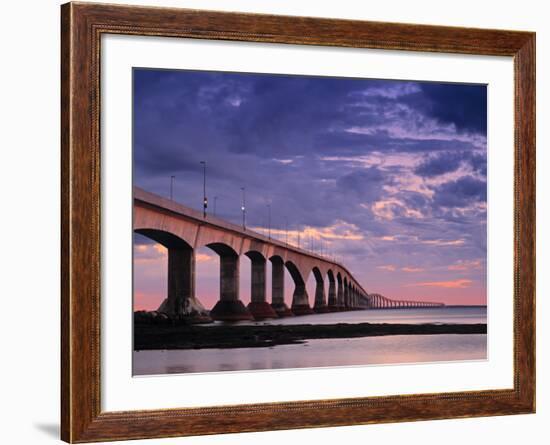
(134, 322), (487, 351)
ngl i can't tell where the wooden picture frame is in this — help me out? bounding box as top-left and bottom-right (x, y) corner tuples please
(61, 2), (535, 442)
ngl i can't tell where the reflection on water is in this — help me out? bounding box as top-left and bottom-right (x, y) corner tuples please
(134, 334), (487, 376)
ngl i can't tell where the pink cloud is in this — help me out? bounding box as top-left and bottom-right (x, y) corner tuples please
(448, 259), (483, 271)
(406, 279), (473, 289)
(421, 238), (465, 246)
(402, 267), (424, 273)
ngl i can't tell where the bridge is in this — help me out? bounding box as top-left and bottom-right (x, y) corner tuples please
(134, 187), (371, 321)
(368, 293), (444, 309)
(134, 187), (444, 321)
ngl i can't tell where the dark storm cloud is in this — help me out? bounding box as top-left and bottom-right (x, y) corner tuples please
(405, 83), (487, 134)
(336, 167), (387, 202)
(414, 150), (487, 178)
(432, 176), (487, 208)
(415, 151), (464, 177)
(468, 152), (487, 176)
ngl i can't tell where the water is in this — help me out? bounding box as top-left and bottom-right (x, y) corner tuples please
(133, 306), (487, 376)
(225, 306), (487, 327)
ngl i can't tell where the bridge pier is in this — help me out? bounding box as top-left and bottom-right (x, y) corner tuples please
(157, 246), (211, 322)
(210, 251), (254, 321)
(313, 269), (329, 313)
(289, 262), (313, 316)
(342, 280), (350, 311)
(291, 283), (313, 315)
(247, 253), (277, 320)
(327, 275), (338, 311)
(270, 257), (293, 317)
(313, 282), (329, 313)
(336, 276), (345, 311)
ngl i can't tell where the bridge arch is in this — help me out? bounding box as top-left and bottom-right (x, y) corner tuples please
(311, 267), (328, 313)
(207, 242), (253, 321)
(326, 269), (337, 310)
(269, 255), (292, 317)
(135, 228), (191, 250)
(244, 250), (277, 319)
(134, 228), (208, 318)
(195, 230), (243, 257)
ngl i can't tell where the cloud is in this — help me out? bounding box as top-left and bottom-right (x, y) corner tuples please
(251, 220), (364, 247)
(405, 83), (487, 134)
(371, 198), (424, 220)
(360, 82), (421, 99)
(196, 252), (214, 262)
(432, 176), (487, 209)
(377, 265), (397, 271)
(421, 238), (465, 246)
(406, 279), (473, 288)
(272, 158), (294, 164)
(415, 151), (464, 177)
(133, 242), (166, 264)
(415, 150), (487, 179)
(336, 167), (386, 202)
(448, 259), (483, 271)
(402, 267), (424, 272)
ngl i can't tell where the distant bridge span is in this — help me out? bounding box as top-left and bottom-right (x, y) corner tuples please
(134, 187), (370, 321)
(368, 294), (444, 309)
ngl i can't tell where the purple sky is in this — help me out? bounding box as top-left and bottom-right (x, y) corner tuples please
(133, 68), (487, 310)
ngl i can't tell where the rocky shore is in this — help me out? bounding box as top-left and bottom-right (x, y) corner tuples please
(134, 322), (487, 351)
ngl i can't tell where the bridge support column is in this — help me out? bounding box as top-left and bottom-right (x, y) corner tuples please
(270, 257), (293, 317)
(247, 255), (277, 320)
(327, 278), (338, 311)
(343, 284), (350, 310)
(336, 278), (344, 310)
(291, 282), (313, 315)
(210, 253), (253, 321)
(313, 279), (329, 313)
(157, 247), (211, 322)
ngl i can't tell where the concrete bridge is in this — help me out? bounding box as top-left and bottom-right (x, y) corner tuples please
(134, 187), (370, 321)
(368, 293), (444, 309)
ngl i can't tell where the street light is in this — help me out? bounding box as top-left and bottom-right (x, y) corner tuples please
(169, 175), (175, 201)
(267, 203), (271, 239)
(200, 161), (207, 218)
(285, 217), (288, 245)
(241, 187), (246, 230)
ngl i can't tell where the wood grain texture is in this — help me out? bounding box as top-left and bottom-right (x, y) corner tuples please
(60, 2), (536, 442)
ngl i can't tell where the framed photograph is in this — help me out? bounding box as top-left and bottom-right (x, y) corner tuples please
(61, 2), (535, 442)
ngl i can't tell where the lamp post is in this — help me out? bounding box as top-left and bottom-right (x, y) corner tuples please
(170, 175), (175, 201)
(200, 161), (207, 218)
(241, 187), (246, 230)
(267, 203), (271, 239)
(285, 217), (288, 245)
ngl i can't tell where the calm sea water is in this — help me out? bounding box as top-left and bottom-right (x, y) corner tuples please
(226, 305), (487, 327)
(133, 306), (487, 376)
